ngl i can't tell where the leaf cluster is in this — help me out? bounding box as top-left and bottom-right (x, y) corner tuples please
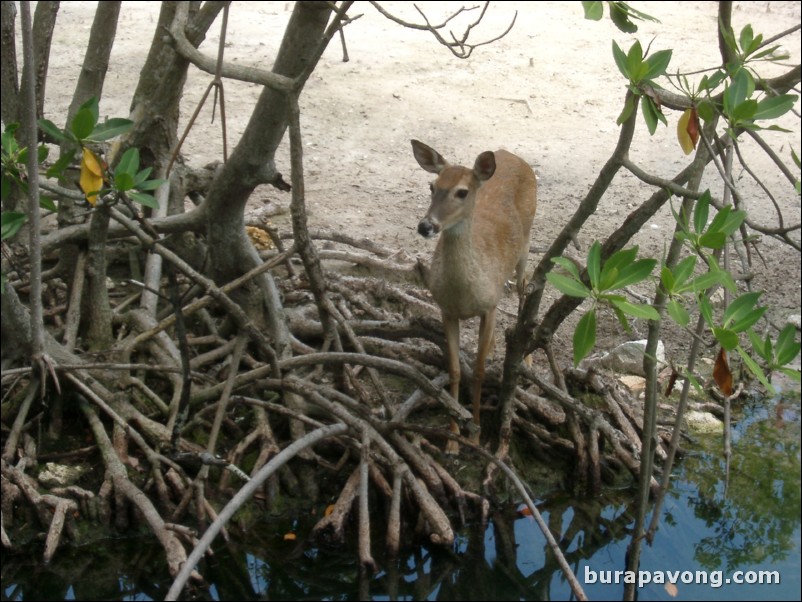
(547, 241), (658, 366)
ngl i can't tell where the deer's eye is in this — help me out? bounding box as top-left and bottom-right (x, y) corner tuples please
(429, 184), (434, 193)
(455, 189), (469, 199)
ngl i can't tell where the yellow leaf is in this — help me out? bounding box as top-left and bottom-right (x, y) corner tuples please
(677, 108), (699, 155)
(324, 504), (336, 517)
(80, 147), (104, 205)
(283, 532), (297, 541)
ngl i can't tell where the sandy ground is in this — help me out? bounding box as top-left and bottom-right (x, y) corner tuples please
(39, 1), (801, 364)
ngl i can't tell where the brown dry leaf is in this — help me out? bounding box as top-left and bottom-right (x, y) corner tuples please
(713, 346), (733, 396)
(80, 147), (104, 205)
(324, 504), (336, 517)
(246, 226), (275, 251)
(665, 582), (679, 597)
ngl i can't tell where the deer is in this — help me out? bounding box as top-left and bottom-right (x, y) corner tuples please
(411, 139), (537, 452)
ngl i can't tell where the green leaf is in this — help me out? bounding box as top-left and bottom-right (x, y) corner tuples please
(723, 291), (762, 326)
(777, 367), (801, 382)
(753, 94), (798, 121)
(70, 107), (96, 141)
(551, 257), (582, 281)
(39, 196), (57, 212)
(1, 211), (27, 240)
(696, 99), (716, 123)
(610, 299), (660, 320)
(587, 241), (601, 289)
(698, 295), (714, 326)
(115, 147), (140, 178)
(667, 299), (690, 327)
(691, 270), (723, 293)
(699, 231), (726, 249)
(693, 191), (710, 233)
(609, 258), (657, 289)
(89, 118), (134, 142)
(128, 190), (159, 209)
(38, 118), (71, 145)
(747, 329), (770, 361)
(709, 207), (746, 237)
(738, 24), (754, 55)
(2, 123), (20, 152)
(78, 97), (100, 125)
(612, 41), (630, 80)
(737, 345), (775, 394)
(775, 324), (801, 366)
(660, 266), (675, 293)
(601, 246), (638, 276)
(132, 167), (153, 187)
(609, 2), (638, 33)
(731, 99), (758, 123)
(135, 177), (166, 192)
(641, 95), (658, 135)
(750, 44), (786, 61)
(731, 307), (767, 333)
(644, 49), (672, 80)
(115, 172), (134, 192)
(724, 69), (753, 114)
(617, 93), (637, 125)
(573, 308), (597, 367)
(611, 302), (632, 333)
(626, 40), (644, 77)
(546, 272), (591, 298)
(46, 150), (75, 178)
(582, 1), (603, 20)
(713, 327), (739, 351)
(1, 175), (10, 200)
(598, 266), (620, 292)
(672, 255), (697, 288)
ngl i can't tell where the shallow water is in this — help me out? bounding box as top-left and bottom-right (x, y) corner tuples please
(2, 395), (799, 601)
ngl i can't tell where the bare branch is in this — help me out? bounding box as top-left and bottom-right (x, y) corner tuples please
(370, 1), (516, 59)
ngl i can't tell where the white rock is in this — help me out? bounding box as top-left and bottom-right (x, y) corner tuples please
(38, 462), (88, 488)
(581, 340), (665, 376)
(685, 410), (723, 434)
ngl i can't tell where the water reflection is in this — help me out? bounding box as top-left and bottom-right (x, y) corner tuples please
(2, 398), (799, 601)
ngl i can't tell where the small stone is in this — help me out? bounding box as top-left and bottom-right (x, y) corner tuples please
(618, 375), (646, 395)
(38, 462), (88, 488)
(685, 410), (723, 434)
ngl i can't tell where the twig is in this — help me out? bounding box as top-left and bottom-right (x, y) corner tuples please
(358, 430), (377, 571)
(386, 467), (403, 558)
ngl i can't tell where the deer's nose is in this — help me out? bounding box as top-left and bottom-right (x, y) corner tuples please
(418, 218), (439, 238)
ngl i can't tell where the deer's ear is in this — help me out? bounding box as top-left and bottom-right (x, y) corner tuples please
(473, 151), (496, 181)
(412, 139), (448, 174)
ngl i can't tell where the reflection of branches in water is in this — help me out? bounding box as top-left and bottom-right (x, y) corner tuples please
(683, 415), (801, 573)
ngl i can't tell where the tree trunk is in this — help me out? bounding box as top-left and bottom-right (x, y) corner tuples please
(66, 1), (120, 123)
(0, 1), (19, 130)
(31, 1), (59, 120)
(124, 1), (222, 174)
(202, 2), (332, 333)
